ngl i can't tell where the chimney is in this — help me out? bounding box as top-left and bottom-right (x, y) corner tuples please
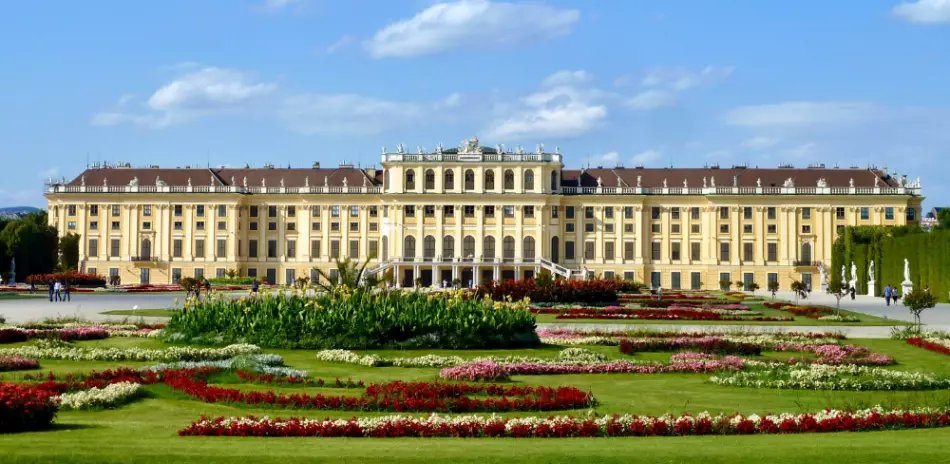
(312, 162), (321, 169)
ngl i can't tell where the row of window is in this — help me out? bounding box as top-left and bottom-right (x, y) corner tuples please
(402, 168), (557, 191)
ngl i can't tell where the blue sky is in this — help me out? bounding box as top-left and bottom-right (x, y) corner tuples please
(2, 0), (949, 208)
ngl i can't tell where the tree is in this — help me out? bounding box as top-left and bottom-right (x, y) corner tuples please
(735, 280), (746, 292)
(790, 280), (806, 304)
(536, 269), (555, 288)
(59, 232), (80, 271)
(748, 282), (760, 296)
(767, 281), (779, 299)
(936, 209), (950, 230)
(311, 255), (377, 291)
(179, 277), (201, 297)
(719, 279), (732, 291)
(827, 280), (847, 315)
(0, 211), (58, 281)
(226, 268), (238, 279)
(903, 289), (937, 330)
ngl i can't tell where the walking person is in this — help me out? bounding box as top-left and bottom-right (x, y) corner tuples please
(47, 279), (54, 302)
(849, 285), (856, 300)
(53, 280), (63, 302)
(63, 280), (71, 302)
(884, 284), (892, 306)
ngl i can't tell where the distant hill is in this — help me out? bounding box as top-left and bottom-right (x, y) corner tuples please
(0, 206), (42, 219)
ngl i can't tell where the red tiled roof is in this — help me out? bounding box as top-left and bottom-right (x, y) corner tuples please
(67, 167), (381, 188)
(560, 167), (896, 189)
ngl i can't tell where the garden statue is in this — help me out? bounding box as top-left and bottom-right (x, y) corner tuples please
(436, 143), (443, 154)
(849, 178), (855, 188)
(261, 178), (266, 187)
(850, 261), (858, 288)
(756, 178), (761, 187)
(868, 260), (876, 296)
(683, 178), (688, 188)
(663, 178), (667, 188)
(710, 176), (716, 187)
(874, 177), (880, 187)
(243, 176), (248, 188)
(304, 176), (309, 187)
(129, 176), (139, 187)
(703, 177), (707, 188)
(187, 178), (192, 187)
(733, 175), (738, 187)
(902, 258), (914, 293)
(841, 265), (846, 284)
(80, 175), (85, 187)
(818, 262), (827, 290)
(597, 177), (602, 187)
(536, 143), (544, 154)
(343, 177), (348, 188)
(280, 178), (285, 188)
(230, 176), (235, 186)
(637, 176), (642, 187)
(324, 176), (329, 187)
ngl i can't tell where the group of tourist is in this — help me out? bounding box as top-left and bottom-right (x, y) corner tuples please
(43, 280), (71, 302)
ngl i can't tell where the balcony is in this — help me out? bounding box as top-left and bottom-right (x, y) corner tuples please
(130, 256), (161, 265)
(793, 260), (821, 267)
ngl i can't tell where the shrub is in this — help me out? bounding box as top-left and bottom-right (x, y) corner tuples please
(0, 383), (58, 432)
(478, 279), (618, 304)
(166, 289), (539, 349)
(208, 277), (256, 285)
(25, 271), (105, 286)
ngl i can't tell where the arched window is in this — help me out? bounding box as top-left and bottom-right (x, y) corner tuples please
(424, 235), (436, 258)
(550, 171), (559, 191)
(485, 170), (495, 190)
(381, 236), (389, 261)
(403, 236), (415, 259)
(443, 235), (455, 258)
(444, 170), (454, 190)
(503, 236), (515, 260)
(524, 170), (535, 191)
(425, 169), (435, 190)
(405, 170), (415, 190)
(801, 242), (812, 263)
(141, 238), (152, 259)
(551, 236), (560, 263)
(523, 236), (535, 260)
(463, 236), (475, 259)
(464, 169), (475, 190)
(504, 170), (515, 190)
(484, 236), (495, 259)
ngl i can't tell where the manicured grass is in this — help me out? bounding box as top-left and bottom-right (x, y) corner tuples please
(536, 301), (907, 326)
(0, 293), (46, 300)
(101, 308), (176, 317)
(2, 337), (949, 462)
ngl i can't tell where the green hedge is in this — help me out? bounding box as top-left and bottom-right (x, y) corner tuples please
(832, 226), (950, 301)
(207, 277), (256, 285)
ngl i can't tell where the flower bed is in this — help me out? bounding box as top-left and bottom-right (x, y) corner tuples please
(0, 356), (40, 372)
(620, 337), (762, 356)
(478, 279), (618, 304)
(179, 406), (950, 437)
(0, 383), (59, 433)
(166, 288), (539, 350)
(439, 362), (511, 382)
(710, 363), (950, 390)
(234, 370), (363, 388)
(0, 343), (260, 362)
(551, 308), (792, 322)
(907, 337), (950, 356)
(56, 382), (142, 410)
(537, 329), (846, 349)
(495, 357), (743, 376)
(0, 326), (109, 344)
(26, 271), (105, 286)
(779, 344), (894, 366)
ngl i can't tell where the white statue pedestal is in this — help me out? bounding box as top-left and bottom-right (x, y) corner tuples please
(902, 281), (913, 296)
(867, 281), (876, 297)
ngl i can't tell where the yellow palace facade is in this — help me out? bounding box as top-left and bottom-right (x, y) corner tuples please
(45, 137), (923, 290)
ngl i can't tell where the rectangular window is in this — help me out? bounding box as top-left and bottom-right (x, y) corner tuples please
(802, 207), (811, 219)
(651, 207), (660, 220)
(604, 207), (614, 219)
(691, 272), (702, 290)
(310, 205), (320, 217)
(110, 239), (121, 257)
(719, 224), (729, 234)
(719, 207), (729, 219)
(369, 223), (378, 232)
(743, 207), (752, 220)
(270, 206), (279, 218)
(67, 221), (76, 230)
(503, 206), (514, 218)
(172, 268), (181, 284)
(861, 207), (870, 220)
(111, 221), (120, 231)
(671, 242), (681, 261)
(624, 207), (634, 219)
(195, 239), (205, 257)
(217, 221), (226, 231)
(464, 205), (475, 218)
(907, 207), (916, 221)
(690, 242), (700, 261)
(743, 242), (753, 262)
(585, 207), (594, 219)
(369, 206), (378, 218)
(90, 205), (99, 215)
(836, 207), (845, 220)
(767, 224), (777, 234)
(484, 206), (494, 217)
(524, 206), (535, 218)
(350, 222), (359, 232)
(216, 268), (226, 278)
(368, 239), (378, 257)
(194, 268), (204, 279)
(196, 221), (205, 231)
(691, 224), (700, 234)
(405, 205), (415, 217)
(237, 240), (242, 258)
(217, 239), (226, 257)
(425, 205), (436, 218)
(768, 272), (778, 289)
(624, 271), (635, 281)
(767, 207), (776, 220)
(605, 223), (614, 233)
(624, 241), (634, 260)
(88, 239), (98, 257)
(651, 241), (661, 260)
(671, 207), (680, 220)
(250, 206), (258, 217)
(143, 205), (152, 217)
(307, 221), (317, 231)
(671, 224), (681, 234)
(215, 205), (225, 217)
(247, 268), (257, 278)
(267, 240), (277, 258)
(112, 205), (120, 216)
(651, 223), (661, 233)
(349, 240), (359, 258)
(174, 239), (183, 258)
(604, 271), (615, 280)
(566, 223), (575, 232)
(767, 243), (777, 262)
(604, 242), (615, 260)
(268, 222), (277, 231)
(743, 224), (753, 234)
(565, 241), (575, 260)
(330, 240), (340, 259)
(584, 241), (595, 260)
(691, 207), (700, 220)
(310, 239), (321, 257)
(719, 272), (730, 290)
(624, 224), (634, 233)
(584, 223), (594, 233)
(671, 272), (681, 290)
(196, 205), (205, 217)
(349, 206), (358, 217)
(330, 222), (340, 232)
(719, 242), (730, 262)
(248, 239), (258, 258)
(885, 207), (894, 220)
(286, 240), (296, 258)
(802, 225), (812, 234)
(250, 222), (258, 231)
(551, 206), (559, 218)
(287, 206), (296, 218)
(566, 206), (575, 219)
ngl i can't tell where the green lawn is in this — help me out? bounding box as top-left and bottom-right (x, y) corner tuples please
(0, 293), (46, 300)
(2, 336), (950, 462)
(100, 308), (177, 317)
(536, 301), (907, 326)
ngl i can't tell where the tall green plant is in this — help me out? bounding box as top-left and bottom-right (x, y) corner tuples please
(311, 256), (378, 291)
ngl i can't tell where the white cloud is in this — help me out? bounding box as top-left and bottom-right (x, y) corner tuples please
(116, 94), (137, 106)
(92, 67), (277, 128)
(484, 85), (607, 140)
(703, 149), (732, 160)
(723, 102), (880, 127)
(625, 90), (676, 110)
(640, 66), (734, 90)
(781, 142), (818, 158)
(40, 167), (60, 180)
(740, 136), (780, 150)
(542, 70), (591, 88)
(893, 0), (950, 24)
(434, 92), (463, 109)
(364, 0), (580, 58)
(631, 149), (662, 166)
(600, 151), (619, 164)
(325, 35), (355, 54)
(279, 93), (425, 136)
(261, 0), (299, 11)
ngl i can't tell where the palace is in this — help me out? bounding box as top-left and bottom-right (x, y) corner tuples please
(44, 137), (924, 290)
